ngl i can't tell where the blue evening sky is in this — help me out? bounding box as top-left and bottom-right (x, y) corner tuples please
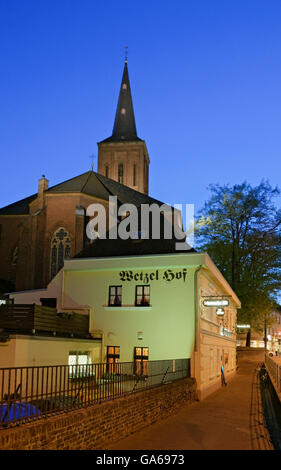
(0, 0), (281, 216)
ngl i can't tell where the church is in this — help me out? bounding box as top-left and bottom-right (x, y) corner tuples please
(0, 59), (171, 293)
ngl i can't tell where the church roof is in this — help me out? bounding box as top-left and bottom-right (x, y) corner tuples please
(99, 61), (142, 144)
(47, 170), (164, 207)
(0, 194), (37, 215)
(0, 170), (166, 215)
(75, 238), (195, 259)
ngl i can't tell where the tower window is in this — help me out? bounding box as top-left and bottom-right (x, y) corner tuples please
(11, 246), (18, 266)
(105, 165), (109, 178)
(118, 164), (123, 184)
(133, 164), (137, 186)
(121, 108), (126, 115)
(122, 83), (127, 90)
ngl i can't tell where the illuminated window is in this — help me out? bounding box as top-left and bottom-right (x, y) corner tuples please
(107, 346), (120, 373)
(50, 228), (71, 279)
(134, 347), (149, 376)
(118, 164), (123, 184)
(68, 351), (91, 378)
(108, 286), (122, 306)
(135, 285), (150, 306)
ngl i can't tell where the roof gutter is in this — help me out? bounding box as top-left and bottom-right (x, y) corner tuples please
(194, 265), (203, 353)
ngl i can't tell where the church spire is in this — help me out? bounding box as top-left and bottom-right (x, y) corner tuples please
(103, 60), (141, 143)
(97, 58), (150, 195)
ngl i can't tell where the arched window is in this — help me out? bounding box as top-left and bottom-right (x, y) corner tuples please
(118, 164), (123, 184)
(11, 246), (18, 266)
(133, 163), (137, 187)
(50, 228), (71, 279)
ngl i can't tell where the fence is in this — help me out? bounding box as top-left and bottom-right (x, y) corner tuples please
(265, 354), (281, 394)
(0, 358), (190, 428)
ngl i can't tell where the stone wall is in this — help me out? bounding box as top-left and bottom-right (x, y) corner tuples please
(0, 377), (197, 450)
(237, 347), (266, 363)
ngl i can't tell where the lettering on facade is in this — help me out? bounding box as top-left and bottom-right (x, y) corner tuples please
(119, 269), (188, 283)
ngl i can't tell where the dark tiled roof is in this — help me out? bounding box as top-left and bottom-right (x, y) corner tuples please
(99, 61), (142, 144)
(75, 238), (195, 259)
(47, 171), (111, 201)
(47, 170), (166, 208)
(96, 173), (165, 207)
(0, 171), (167, 215)
(0, 194), (37, 215)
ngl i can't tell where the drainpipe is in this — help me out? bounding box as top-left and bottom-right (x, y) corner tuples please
(193, 265), (203, 384)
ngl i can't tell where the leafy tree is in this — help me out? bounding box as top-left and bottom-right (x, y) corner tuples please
(195, 181), (281, 346)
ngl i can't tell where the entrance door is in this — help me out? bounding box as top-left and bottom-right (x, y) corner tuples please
(134, 347), (149, 376)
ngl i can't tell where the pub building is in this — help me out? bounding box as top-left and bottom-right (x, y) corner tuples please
(5, 237), (240, 400)
(0, 59), (240, 400)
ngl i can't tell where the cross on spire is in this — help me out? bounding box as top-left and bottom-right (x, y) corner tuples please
(124, 45), (128, 63)
(89, 153), (96, 171)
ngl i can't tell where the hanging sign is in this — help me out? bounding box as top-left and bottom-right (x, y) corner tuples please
(203, 299), (229, 307)
(216, 307), (225, 316)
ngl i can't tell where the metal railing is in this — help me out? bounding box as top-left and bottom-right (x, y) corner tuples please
(265, 354), (281, 394)
(0, 358), (190, 428)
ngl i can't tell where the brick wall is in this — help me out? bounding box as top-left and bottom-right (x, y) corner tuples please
(0, 377), (197, 450)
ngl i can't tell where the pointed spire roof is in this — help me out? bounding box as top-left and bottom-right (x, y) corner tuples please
(100, 61), (142, 143)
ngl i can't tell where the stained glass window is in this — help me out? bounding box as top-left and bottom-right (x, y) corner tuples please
(50, 227), (71, 279)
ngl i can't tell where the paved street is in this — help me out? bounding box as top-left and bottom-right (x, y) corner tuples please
(105, 361), (274, 450)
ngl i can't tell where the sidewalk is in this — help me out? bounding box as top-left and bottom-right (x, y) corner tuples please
(104, 361), (273, 450)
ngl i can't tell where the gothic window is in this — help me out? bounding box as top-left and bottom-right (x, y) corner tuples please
(118, 164), (123, 184)
(50, 228), (71, 279)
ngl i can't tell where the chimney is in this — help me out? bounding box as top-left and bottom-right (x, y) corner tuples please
(38, 175), (49, 208)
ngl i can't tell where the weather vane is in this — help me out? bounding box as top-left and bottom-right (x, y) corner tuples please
(89, 153), (96, 171)
(124, 45), (128, 63)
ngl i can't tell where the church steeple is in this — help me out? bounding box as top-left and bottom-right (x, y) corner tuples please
(97, 59), (150, 195)
(102, 60), (141, 143)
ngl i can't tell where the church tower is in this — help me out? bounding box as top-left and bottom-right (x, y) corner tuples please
(97, 60), (150, 195)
